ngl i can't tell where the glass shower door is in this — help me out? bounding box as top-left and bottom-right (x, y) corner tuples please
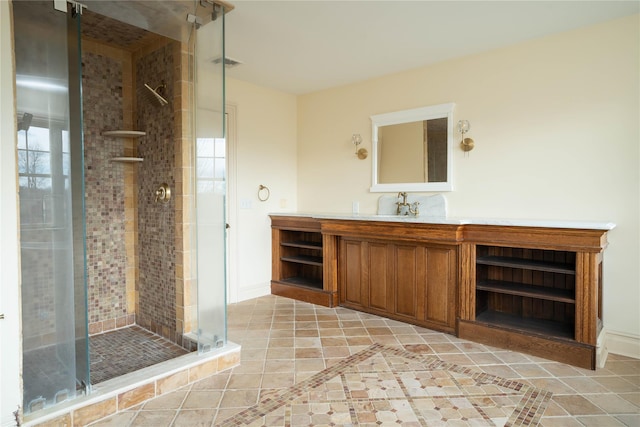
(193, 2), (227, 351)
(13, 0), (89, 413)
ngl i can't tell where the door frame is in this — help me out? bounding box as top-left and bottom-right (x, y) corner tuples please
(225, 103), (238, 304)
(1, 2), (23, 424)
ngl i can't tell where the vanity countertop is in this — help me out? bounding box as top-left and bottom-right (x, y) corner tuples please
(269, 212), (616, 231)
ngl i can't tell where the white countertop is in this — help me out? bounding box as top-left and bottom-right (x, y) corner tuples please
(270, 212), (616, 231)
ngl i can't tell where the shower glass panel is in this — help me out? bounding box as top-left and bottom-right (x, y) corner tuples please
(14, 0), (89, 413)
(193, 4), (227, 351)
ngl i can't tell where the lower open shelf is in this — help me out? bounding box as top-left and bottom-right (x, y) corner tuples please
(271, 279), (337, 308)
(279, 276), (323, 290)
(475, 309), (575, 340)
(458, 316), (595, 370)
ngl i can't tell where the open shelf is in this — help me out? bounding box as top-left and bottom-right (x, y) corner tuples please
(475, 310), (574, 340)
(102, 130), (146, 137)
(110, 157), (144, 163)
(281, 255), (323, 267)
(271, 216), (337, 307)
(477, 279), (575, 303)
(473, 245), (578, 346)
(281, 241), (322, 251)
(279, 276), (323, 290)
(476, 255), (575, 275)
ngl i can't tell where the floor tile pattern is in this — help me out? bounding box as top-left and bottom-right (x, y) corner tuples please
(91, 295), (639, 427)
(90, 325), (189, 384)
(218, 343), (552, 426)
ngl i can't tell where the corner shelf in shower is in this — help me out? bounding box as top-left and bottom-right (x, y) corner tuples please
(103, 130), (146, 163)
(110, 157), (144, 163)
(102, 130), (146, 138)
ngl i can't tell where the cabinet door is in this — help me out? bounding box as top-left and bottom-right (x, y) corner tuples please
(339, 238), (457, 333)
(392, 244), (457, 331)
(423, 246), (457, 331)
(340, 239), (393, 312)
(340, 239), (366, 309)
(367, 242), (393, 313)
(394, 244), (425, 321)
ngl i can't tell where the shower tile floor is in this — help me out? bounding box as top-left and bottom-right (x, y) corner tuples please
(23, 325), (189, 413)
(90, 325), (189, 384)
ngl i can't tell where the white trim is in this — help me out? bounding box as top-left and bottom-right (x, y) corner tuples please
(1, 2), (23, 425)
(604, 329), (640, 360)
(370, 103), (455, 193)
(237, 283), (271, 303)
(226, 103), (238, 304)
(596, 328), (609, 368)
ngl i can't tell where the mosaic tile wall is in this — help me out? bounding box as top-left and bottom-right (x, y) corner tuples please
(135, 43), (177, 341)
(82, 51), (130, 329)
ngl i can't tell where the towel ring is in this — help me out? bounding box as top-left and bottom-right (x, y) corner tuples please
(258, 184), (270, 202)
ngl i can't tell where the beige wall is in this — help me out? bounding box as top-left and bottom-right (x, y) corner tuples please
(296, 15), (639, 347)
(226, 77), (298, 302)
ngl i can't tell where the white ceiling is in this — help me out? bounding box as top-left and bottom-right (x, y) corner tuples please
(224, 0), (639, 94)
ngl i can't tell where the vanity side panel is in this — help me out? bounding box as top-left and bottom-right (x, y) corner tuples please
(323, 233), (338, 297)
(271, 227), (282, 283)
(575, 251), (601, 345)
(458, 243), (476, 322)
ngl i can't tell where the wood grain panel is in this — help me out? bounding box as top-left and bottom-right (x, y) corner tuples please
(458, 319), (595, 369)
(321, 219), (464, 244)
(463, 225), (608, 252)
(368, 242), (392, 312)
(425, 247), (456, 328)
(394, 245), (420, 319)
(458, 243), (475, 322)
(340, 239), (365, 308)
(575, 252), (600, 345)
(271, 281), (336, 307)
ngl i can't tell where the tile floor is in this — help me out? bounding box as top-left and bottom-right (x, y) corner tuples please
(90, 325), (189, 384)
(90, 295), (639, 427)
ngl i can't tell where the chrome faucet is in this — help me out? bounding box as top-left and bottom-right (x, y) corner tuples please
(396, 192), (420, 216)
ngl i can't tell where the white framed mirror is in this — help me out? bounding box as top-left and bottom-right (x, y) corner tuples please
(370, 103), (455, 192)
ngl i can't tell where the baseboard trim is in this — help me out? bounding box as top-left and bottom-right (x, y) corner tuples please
(604, 329), (640, 360)
(237, 283), (271, 302)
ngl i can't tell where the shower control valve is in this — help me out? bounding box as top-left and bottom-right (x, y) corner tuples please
(155, 183), (171, 203)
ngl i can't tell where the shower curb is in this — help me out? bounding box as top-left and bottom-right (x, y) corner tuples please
(22, 342), (241, 427)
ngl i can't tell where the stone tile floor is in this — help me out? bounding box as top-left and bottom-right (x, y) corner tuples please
(90, 295), (639, 426)
(90, 325), (189, 384)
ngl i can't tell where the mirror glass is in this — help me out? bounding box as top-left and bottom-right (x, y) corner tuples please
(370, 103), (454, 192)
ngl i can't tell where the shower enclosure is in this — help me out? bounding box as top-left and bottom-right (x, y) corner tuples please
(13, 0), (228, 415)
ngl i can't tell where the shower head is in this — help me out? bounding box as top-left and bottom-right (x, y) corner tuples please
(142, 83), (169, 107)
(18, 112), (33, 131)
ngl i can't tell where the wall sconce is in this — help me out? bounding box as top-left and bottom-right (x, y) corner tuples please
(352, 133), (368, 159)
(456, 120), (475, 152)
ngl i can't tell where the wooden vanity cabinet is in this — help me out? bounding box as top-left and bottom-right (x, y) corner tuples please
(458, 225), (608, 370)
(270, 215), (338, 307)
(339, 238), (458, 333)
(271, 215), (610, 369)
(323, 219), (463, 334)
